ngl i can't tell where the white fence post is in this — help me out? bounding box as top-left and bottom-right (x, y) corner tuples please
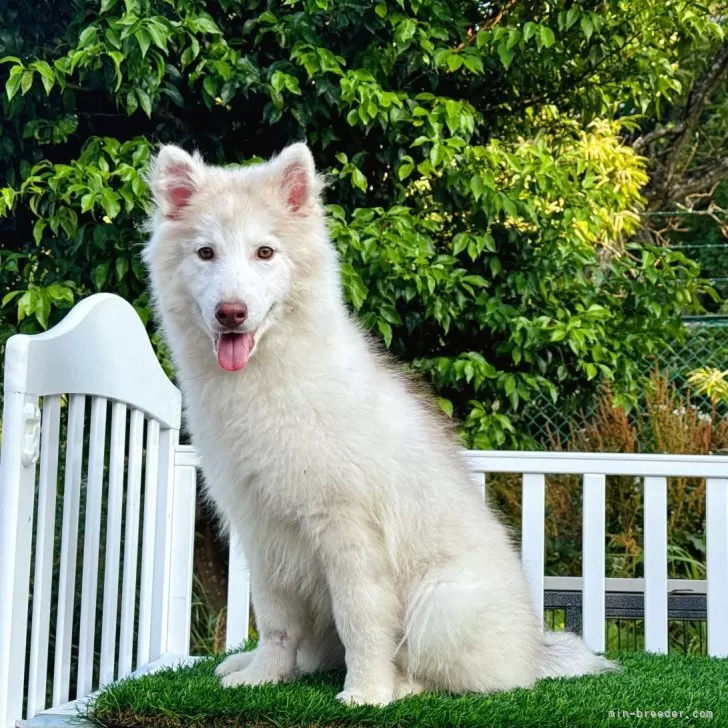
(227, 531), (251, 650)
(0, 388), (39, 728)
(707, 477), (728, 658)
(166, 459), (197, 656)
(521, 473), (546, 626)
(644, 476), (668, 653)
(582, 473), (606, 653)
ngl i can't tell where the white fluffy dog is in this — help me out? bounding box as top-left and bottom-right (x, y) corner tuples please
(143, 142), (616, 707)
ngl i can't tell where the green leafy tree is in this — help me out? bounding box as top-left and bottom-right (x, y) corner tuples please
(1, 0), (720, 450)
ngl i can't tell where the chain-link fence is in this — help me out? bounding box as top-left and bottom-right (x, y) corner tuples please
(521, 318), (728, 448)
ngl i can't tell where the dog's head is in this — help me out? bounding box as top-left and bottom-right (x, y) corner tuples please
(144, 143), (331, 373)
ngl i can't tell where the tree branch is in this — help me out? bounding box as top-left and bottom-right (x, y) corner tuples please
(667, 157), (728, 204)
(661, 39), (728, 186)
(632, 122), (685, 153)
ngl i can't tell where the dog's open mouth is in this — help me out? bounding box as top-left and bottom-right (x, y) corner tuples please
(214, 332), (255, 372)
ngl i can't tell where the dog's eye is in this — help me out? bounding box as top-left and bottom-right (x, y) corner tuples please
(257, 245), (275, 260)
(197, 247), (214, 261)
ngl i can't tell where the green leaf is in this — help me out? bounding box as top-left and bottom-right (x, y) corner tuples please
(5, 64), (23, 100)
(46, 284), (74, 304)
(146, 22), (168, 51)
(100, 0), (117, 13)
(33, 219), (46, 244)
(497, 44), (514, 69)
(137, 88), (152, 116)
(540, 26), (556, 48)
(375, 4), (387, 18)
(398, 163), (413, 181)
(102, 188), (121, 218)
(462, 275), (488, 288)
(32, 61), (55, 94)
(2, 290), (22, 306)
(35, 291), (51, 329)
(115, 256), (129, 280)
(377, 320), (392, 348)
(135, 28), (151, 57)
(93, 262), (109, 289)
(438, 397), (454, 417)
(195, 16), (221, 34)
(351, 167), (367, 191)
(21, 69), (34, 95)
(580, 15), (594, 42)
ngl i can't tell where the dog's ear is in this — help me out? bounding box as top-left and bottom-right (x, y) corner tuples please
(149, 145), (203, 220)
(272, 142), (319, 213)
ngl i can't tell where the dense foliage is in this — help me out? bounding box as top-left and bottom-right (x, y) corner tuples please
(1, 0), (724, 447)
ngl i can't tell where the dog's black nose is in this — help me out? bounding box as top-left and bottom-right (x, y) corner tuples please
(215, 301), (247, 329)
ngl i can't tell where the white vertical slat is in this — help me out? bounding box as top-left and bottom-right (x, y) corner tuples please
(26, 396), (61, 718)
(644, 476), (668, 653)
(0, 392), (40, 728)
(137, 419), (160, 667)
(166, 463), (197, 656)
(582, 473), (606, 653)
(227, 529), (251, 650)
(99, 403), (127, 685)
(521, 473), (545, 626)
(52, 395), (86, 706)
(707, 477), (728, 658)
(118, 410), (145, 677)
(469, 469), (485, 500)
(76, 397), (108, 697)
(150, 427), (179, 659)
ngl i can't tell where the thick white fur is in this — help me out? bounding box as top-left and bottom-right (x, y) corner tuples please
(143, 142), (617, 707)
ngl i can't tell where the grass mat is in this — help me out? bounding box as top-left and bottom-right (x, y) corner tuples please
(85, 651), (725, 728)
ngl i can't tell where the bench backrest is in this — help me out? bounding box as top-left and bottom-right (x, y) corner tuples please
(0, 294), (194, 728)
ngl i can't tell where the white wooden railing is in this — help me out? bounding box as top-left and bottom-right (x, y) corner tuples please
(1, 293), (727, 728)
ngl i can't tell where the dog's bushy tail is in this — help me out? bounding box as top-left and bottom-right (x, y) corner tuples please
(539, 631), (620, 679)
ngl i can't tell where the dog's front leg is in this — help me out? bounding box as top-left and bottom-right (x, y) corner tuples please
(217, 567), (304, 688)
(314, 519), (400, 707)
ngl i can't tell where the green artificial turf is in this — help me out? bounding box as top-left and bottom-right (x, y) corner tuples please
(85, 649), (726, 728)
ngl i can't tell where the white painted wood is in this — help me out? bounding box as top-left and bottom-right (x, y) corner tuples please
(521, 473), (545, 626)
(26, 396), (61, 718)
(118, 410), (145, 678)
(227, 530), (251, 650)
(582, 474), (606, 653)
(150, 428), (180, 659)
(175, 445), (201, 467)
(99, 403), (127, 685)
(467, 450), (728, 478)
(0, 390), (40, 728)
(2, 294), (180, 429)
(166, 464), (197, 656)
(644, 477), (668, 654)
(544, 576), (706, 594)
(706, 478), (728, 658)
(53, 395), (86, 706)
(137, 418), (160, 667)
(76, 397), (108, 698)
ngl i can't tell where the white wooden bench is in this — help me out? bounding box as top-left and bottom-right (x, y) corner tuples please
(1, 293), (726, 728)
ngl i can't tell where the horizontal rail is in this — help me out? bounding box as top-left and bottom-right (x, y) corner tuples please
(177, 445), (727, 478)
(544, 576), (707, 595)
(467, 451), (728, 478)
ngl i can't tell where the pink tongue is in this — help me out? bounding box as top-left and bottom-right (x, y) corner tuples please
(217, 333), (254, 372)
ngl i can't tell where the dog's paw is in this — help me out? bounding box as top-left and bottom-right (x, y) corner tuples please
(215, 651), (256, 678)
(336, 687), (394, 707)
(219, 662), (295, 689)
